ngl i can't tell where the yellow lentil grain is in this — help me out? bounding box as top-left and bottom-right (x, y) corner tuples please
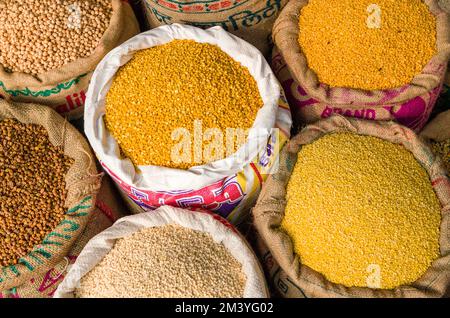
(298, 0), (437, 90)
(431, 139), (450, 172)
(281, 133), (441, 289)
(104, 40), (263, 169)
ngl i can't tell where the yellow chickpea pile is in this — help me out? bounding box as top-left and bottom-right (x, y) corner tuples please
(104, 40), (263, 169)
(298, 0), (437, 90)
(0, 0), (112, 75)
(281, 133), (441, 289)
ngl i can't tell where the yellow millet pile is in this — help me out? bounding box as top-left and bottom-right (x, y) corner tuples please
(0, 0), (112, 75)
(298, 0), (437, 90)
(431, 139), (450, 172)
(75, 225), (246, 298)
(104, 39), (263, 169)
(281, 133), (441, 289)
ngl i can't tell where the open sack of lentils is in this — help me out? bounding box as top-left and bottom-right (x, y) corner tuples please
(0, 0), (449, 299)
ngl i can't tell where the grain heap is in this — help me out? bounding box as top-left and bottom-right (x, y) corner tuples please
(0, 0), (113, 75)
(298, 0), (437, 90)
(0, 119), (73, 267)
(281, 132), (441, 289)
(75, 225), (246, 298)
(104, 39), (263, 169)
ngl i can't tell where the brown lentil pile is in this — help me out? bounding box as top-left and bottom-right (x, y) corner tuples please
(0, 119), (73, 267)
(281, 133), (441, 289)
(75, 225), (246, 298)
(0, 0), (113, 75)
(104, 39), (263, 169)
(431, 139), (450, 172)
(298, 0), (437, 90)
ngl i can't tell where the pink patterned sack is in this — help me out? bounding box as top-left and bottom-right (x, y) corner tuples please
(271, 0), (450, 132)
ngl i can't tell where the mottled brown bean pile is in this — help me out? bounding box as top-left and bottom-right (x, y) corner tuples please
(0, 0), (112, 75)
(0, 119), (73, 267)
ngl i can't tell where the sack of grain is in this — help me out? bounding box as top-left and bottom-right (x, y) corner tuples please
(439, 0), (450, 11)
(0, 175), (125, 298)
(54, 206), (269, 298)
(0, 0), (140, 120)
(84, 24), (292, 226)
(272, 0), (450, 132)
(253, 115), (450, 297)
(138, 0), (287, 56)
(0, 99), (102, 295)
(420, 110), (450, 172)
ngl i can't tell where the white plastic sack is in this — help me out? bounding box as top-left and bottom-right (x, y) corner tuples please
(54, 206), (270, 298)
(84, 24), (292, 225)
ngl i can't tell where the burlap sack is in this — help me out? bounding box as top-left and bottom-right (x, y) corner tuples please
(139, 0), (287, 56)
(0, 0), (140, 120)
(85, 25), (292, 226)
(272, 0), (450, 132)
(0, 99), (102, 294)
(0, 175), (125, 298)
(55, 206), (269, 298)
(253, 115), (450, 298)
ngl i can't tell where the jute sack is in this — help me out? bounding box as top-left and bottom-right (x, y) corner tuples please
(85, 24), (292, 226)
(139, 0), (287, 56)
(0, 175), (125, 298)
(253, 115), (450, 298)
(421, 110), (450, 143)
(421, 110), (450, 174)
(0, 100), (101, 294)
(272, 0), (450, 132)
(0, 0), (140, 120)
(54, 206), (269, 298)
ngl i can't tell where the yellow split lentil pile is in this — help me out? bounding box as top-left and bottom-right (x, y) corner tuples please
(75, 225), (246, 298)
(104, 40), (263, 169)
(281, 133), (441, 289)
(431, 139), (450, 172)
(298, 0), (437, 90)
